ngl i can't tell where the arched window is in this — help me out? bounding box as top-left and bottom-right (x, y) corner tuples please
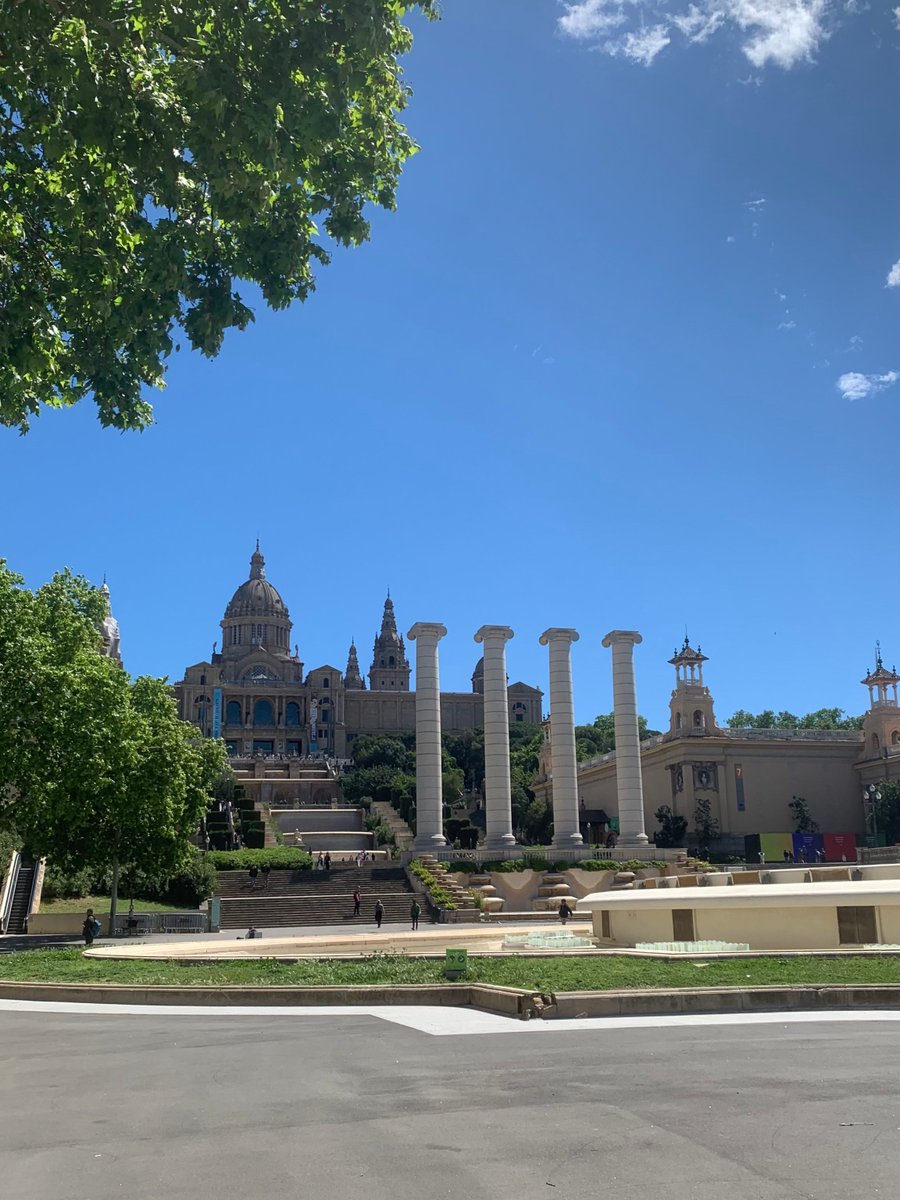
(675, 712), (682, 731)
(892, 730), (900, 746)
(872, 733), (880, 751)
(254, 699), (274, 726)
(693, 710), (704, 729)
(226, 700), (242, 725)
(389, 655), (395, 667)
(286, 702), (301, 727)
(323, 677), (330, 688)
(200, 674), (206, 685)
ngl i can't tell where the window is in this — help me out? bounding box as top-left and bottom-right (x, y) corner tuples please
(693, 710), (704, 729)
(389, 655), (395, 667)
(253, 699), (274, 726)
(600, 911), (611, 939)
(225, 740), (239, 755)
(323, 677), (330, 688)
(873, 734), (880, 751)
(200, 674), (206, 685)
(252, 739), (274, 754)
(226, 700), (242, 725)
(893, 731), (900, 746)
(230, 626), (242, 646)
(286, 702), (301, 727)
(675, 712), (682, 730)
(515, 714), (524, 722)
(320, 708), (329, 723)
(286, 740), (301, 757)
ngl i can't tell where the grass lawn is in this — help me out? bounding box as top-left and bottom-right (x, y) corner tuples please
(38, 896), (193, 914)
(1, 950), (900, 990)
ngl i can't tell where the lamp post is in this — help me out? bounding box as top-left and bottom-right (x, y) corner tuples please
(863, 783), (882, 843)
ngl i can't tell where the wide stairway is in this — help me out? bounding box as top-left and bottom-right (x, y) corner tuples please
(216, 864), (424, 929)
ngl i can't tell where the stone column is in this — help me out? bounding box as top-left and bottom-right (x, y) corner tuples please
(474, 626), (517, 851)
(539, 628), (583, 849)
(601, 630), (649, 846)
(408, 623), (447, 850)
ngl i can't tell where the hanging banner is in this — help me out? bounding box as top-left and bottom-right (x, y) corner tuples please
(212, 688), (222, 739)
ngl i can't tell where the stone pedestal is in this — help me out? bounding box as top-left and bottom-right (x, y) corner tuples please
(602, 630), (649, 846)
(539, 628), (584, 849)
(408, 622), (448, 850)
(474, 625), (517, 851)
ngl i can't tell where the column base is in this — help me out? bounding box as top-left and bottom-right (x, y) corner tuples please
(484, 833), (518, 853)
(552, 833), (584, 850)
(413, 833), (447, 853)
(617, 835), (650, 848)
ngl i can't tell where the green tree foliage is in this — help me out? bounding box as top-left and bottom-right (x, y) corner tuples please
(350, 734), (415, 772)
(0, 1), (436, 432)
(727, 708), (863, 730)
(575, 712), (659, 761)
(788, 795), (819, 833)
(0, 561), (228, 928)
(873, 781), (900, 846)
(654, 804), (688, 848)
(693, 797), (719, 853)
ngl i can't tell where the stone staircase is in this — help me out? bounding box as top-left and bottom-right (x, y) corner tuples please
(372, 800), (414, 851)
(415, 855), (478, 909)
(216, 865), (424, 929)
(467, 873), (504, 913)
(532, 871), (580, 913)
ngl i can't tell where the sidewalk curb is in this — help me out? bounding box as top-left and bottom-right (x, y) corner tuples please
(2, 980), (900, 1020)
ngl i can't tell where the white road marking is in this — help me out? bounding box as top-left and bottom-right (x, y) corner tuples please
(2, 998), (900, 1036)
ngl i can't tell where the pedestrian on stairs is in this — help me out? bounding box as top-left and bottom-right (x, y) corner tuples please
(324, 852), (331, 871)
(249, 865), (259, 890)
(410, 900), (421, 931)
(352, 888), (361, 917)
(262, 863), (271, 889)
(374, 899), (384, 930)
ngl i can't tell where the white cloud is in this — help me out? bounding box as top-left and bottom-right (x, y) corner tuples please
(726, 234), (736, 242)
(744, 196), (767, 211)
(609, 24), (672, 64)
(778, 319), (796, 330)
(893, 4), (900, 28)
(836, 370), (900, 401)
(558, 0), (833, 70)
(887, 259), (900, 287)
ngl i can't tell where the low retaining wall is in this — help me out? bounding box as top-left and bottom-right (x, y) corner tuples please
(549, 984), (900, 1019)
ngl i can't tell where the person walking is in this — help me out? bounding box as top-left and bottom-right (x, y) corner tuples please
(249, 865), (259, 890)
(558, 898), (572, 925)
(262, 862), (271, 890)
(352, 887), (362, 917)
(374, 899), (384, 930)
(82, 908), (97, 947)
(324, 852), (331, 871)
(410, 899), (421, 931)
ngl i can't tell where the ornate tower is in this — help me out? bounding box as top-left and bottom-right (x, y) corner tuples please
(219, 542), (294, 664)
(369, 595), (411, 690)
(344, 640), (366, 690)
(98, 580), (122, 666)
(667, 636), (718, 737)
(861, 643), (900, 757)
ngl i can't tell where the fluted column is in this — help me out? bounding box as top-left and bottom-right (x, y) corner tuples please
(601, 630), (649, 846)
(408, 622), (448, 850)
(474, 625), (517, 851)
(539, 628), (583, 849)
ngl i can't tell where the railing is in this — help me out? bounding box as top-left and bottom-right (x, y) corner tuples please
(0, 850), (20, 934)
(112, 911), (208, 936)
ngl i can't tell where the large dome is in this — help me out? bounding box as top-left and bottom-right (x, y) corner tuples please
(224, 545), (289, 620)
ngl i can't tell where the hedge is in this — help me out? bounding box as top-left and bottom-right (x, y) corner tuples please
(206, 849), (313, 872)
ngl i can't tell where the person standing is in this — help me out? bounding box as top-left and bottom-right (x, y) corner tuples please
(262, 862), (271, 890)
(324, 852), (331, 871)
(410, 899), (421, 931)
(352, 887), (361, 917)
(82, 908), (97, 947)
(374, 899), (384, 930)
(558, 898), (572, 925)
(249, 865), (259, 890)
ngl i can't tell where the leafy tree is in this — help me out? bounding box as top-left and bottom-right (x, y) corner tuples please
(727, 708), (863, 730)
(654, 804), (688, 848)
(0, 561), (228, 932)
(350, 734), (415, 773)
(873, 781), (900, 845)
(693, 797), (719, 854)
(575, 712), (659, 762)
(788, 795), (818, 833)
(0, 1), (436, 432)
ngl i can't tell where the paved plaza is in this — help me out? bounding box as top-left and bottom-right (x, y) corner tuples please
(3, 1003), (900, 1200)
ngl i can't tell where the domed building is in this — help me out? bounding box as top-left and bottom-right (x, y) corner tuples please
(174, 546), (543, 768)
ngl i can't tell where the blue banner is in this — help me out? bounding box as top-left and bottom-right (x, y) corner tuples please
(212, 688), (222, 739)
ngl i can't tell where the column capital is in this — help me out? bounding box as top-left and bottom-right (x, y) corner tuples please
(407, 622), (447, 642)
(539, 627), (579, 647)
(474, 625), (515, 645)
(602, 629), (643, 648)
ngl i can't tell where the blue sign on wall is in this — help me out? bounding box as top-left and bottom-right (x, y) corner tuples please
(212, 688), (222, 739)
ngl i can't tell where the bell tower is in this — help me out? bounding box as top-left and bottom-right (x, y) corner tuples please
(344, 640), (366, 690)
(861, 643), (900, 758)
(369, 594), (411, 691)
(667, 636), (718, 738)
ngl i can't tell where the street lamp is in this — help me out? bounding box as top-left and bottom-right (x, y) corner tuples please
(863, 783), (882, 841)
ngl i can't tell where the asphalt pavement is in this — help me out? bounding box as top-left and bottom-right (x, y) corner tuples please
(2, 1006), (899, 1199)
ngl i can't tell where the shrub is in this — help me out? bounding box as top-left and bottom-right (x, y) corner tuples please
(574, 859), (620, 872)
(482, 859), (528, 873)
(162, 848), (218, 907)
(408, 859), (457, 910)
(522, 854), (551, 872)
(446, 860), (479, 873)
(205, 848), (313, 872)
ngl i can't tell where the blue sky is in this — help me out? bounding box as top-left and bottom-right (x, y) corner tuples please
(2, 0), (899, 730)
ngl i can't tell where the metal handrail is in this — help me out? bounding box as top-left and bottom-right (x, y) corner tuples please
(0, 851), (21, 934)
